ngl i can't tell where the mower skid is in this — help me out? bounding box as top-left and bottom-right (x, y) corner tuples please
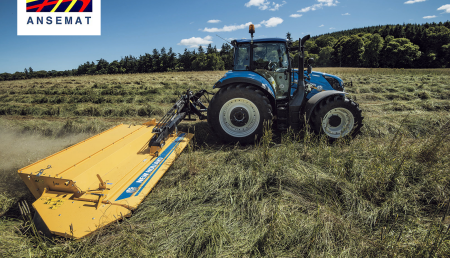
(18, 123), (193, 238)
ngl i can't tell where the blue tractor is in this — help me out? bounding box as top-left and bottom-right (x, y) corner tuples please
(148, 25), (363, 150)
(206, 24), (363, 143)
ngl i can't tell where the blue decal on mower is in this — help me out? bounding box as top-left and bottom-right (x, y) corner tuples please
(115, 133), (186, 201)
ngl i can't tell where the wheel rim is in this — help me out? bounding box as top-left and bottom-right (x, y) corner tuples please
(321, 107), (354, 138)
(219, 98), (260, 138)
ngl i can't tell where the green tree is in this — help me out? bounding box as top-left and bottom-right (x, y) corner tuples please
(315, 35), (336, 48)
(317, 46), (334, 67)
(381, 37), (421, 68)
(443, 44), (450, 68)
(286, 32), (292, 42)
(167, 47), (177, 71)
(179, 48), (194, 71)
(304, 40), (320, 54)
(108, 60), (120, 74)
(206, 53), (225, 70)
(219, 43), (234, 70)
(152, 49), (160, 72)
(332, 35), (364, 67)
(363, 33), (384, 67)
(160, 47), (168, 71)
(192, 52), (207, 71)
(198, 45), (205, 55)
(96, 58), (109, 74)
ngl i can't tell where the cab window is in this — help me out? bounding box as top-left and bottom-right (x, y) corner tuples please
(234, 44), (250, 70)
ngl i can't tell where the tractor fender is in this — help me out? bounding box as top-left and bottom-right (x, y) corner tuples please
(304, 90), (348, 120)
(214, 71), (276, 100)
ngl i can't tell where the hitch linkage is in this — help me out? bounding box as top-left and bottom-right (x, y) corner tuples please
(148, 89), (214, 150)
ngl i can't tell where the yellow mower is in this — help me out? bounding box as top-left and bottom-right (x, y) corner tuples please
(18, 89), (212, 238)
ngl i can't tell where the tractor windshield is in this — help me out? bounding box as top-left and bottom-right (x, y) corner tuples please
(253, 43), (288, 71)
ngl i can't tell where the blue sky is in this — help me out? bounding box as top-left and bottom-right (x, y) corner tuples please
(1, 0), (449, 73)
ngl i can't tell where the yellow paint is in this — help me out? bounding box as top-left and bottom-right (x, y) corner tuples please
(51, 0), (64, 12)
(18, 122), (193, 239)
(26, 0), (39, 3)
(65, 0), (78, 12)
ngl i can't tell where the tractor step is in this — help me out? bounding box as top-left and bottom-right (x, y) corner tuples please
(18, 121), (193, 239)
(277, 103), (289, 130)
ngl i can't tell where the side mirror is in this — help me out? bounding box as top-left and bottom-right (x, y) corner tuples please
(307, 58), (314, 74)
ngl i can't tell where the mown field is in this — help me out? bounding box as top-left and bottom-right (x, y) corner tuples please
(1, 68), (450, 257)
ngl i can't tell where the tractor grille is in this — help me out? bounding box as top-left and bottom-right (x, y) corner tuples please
(324, 76), (343, 91)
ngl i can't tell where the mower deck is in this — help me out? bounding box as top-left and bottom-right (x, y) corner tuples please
(18, 120), (193, 238)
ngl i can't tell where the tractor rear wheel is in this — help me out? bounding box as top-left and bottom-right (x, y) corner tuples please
(311, 95), (363, 140)
(208, 85), (273, 144)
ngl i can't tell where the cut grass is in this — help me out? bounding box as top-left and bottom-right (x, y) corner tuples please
(0, 69), (450, 257)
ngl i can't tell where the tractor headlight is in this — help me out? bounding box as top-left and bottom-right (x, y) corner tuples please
(324, 75), (343, 91)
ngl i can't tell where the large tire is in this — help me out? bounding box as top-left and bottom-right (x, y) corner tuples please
(207, 85), (273, 144)
(311, 95), (363, 140)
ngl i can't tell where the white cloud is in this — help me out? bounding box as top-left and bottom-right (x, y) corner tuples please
(207, 20), (221, 23)
(298, 0), (339, 13)
(290, 14), (302, 18)
(404, 0), (426, 4)
(269, 1), (286, 11)
(202, 22), (261, 32)
(245, 0), (286, 11)
(423, 15), (436, 19)
(245, 0), (270, 10)
(438, 4), (450, 13)
(319, 24), (324, 27)
(178, 36), (213, 48)
(260, 17), (284, 27)
(298, 6), (312, 12)
(330, 27), (336, 29)
(342, 12), (350, 15)
(201, 17), (282, 32)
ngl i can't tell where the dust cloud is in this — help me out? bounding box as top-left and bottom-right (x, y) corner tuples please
(0, 128), (91, 196)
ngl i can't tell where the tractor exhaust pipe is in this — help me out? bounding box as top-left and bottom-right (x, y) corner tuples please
(298, 35), (310, 89)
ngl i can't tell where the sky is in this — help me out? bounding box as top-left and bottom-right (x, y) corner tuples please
(0, 0), (449, 74)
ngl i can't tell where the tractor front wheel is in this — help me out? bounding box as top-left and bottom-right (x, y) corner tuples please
(207, 85), (273, 144)
(311, 95), (363, 140)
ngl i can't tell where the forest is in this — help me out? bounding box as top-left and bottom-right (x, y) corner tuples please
(1, 21), (449, 81)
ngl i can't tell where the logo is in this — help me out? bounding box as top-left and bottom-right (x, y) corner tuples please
(125, 187), (138, 194)
(18, 0), (101, 35)
(27, 0), (93, 12)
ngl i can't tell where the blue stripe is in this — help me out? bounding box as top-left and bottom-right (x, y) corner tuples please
(133, 136), (184, 197)
(115, 133), (186, 201)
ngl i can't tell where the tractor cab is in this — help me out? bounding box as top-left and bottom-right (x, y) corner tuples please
(233, 39), (291, 100)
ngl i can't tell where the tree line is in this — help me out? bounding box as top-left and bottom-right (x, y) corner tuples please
(1, 21), (449, 81)
(0, 44), (234, 81)
(290, 21), (450, 68)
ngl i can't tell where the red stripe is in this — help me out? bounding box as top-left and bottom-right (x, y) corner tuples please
(26, 0), (90, 12)
(78, 0), (91, 12)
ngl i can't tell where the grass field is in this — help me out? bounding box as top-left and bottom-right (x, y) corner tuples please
(1, 68), (450, 257)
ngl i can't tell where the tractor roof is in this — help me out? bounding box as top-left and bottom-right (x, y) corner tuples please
(234, 38), (288, 44)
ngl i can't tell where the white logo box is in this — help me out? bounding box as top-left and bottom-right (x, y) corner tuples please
(17, 0), (101, 36)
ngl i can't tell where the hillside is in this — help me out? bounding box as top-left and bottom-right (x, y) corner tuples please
(289, 21), (450, 69)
